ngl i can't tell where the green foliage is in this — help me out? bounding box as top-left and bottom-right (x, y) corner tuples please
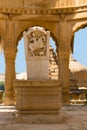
(0, 81), (4, 85)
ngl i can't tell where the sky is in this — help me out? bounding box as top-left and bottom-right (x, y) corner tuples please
(0, 27), (87, 74)
(73, 27), (87, 66)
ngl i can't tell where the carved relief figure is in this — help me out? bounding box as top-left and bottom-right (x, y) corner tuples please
(27, 27), (47, 56)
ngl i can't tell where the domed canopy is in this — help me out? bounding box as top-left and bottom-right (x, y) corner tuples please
(69, 55), (87, 73)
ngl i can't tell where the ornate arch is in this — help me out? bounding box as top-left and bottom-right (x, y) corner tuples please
(70, 20), (87, 52)
(15, 23), (59, 52)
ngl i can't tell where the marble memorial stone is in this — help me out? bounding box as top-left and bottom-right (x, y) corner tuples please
(23, 26), (50, 80)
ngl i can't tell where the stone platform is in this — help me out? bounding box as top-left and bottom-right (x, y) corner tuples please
(13, 80), (62, 123)
(0, 105), (87, 130)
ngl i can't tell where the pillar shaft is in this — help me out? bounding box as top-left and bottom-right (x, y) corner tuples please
(4, 50), (16, 105)
(58, 21), (70, 104)
(4, 19), (16, 105)
(58, 52), (70, 104)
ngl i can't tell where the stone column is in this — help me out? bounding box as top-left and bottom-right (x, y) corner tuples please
(58, 52), (70, 105)
(4, 50), (16, 105)
(58, 20), (70, 105)
(4, 19), (16, 105)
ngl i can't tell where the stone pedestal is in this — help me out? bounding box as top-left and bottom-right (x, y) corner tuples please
(13, 80), (62, 123)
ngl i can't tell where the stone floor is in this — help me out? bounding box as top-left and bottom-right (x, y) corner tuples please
(0, 105), (87, 130)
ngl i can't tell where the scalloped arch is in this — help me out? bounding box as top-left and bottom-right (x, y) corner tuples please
(70, 21), (87, 52)
(16, 24), (59, 52)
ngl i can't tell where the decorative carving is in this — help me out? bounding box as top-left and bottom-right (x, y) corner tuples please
(60, 14), (65, 22)
(0, 5), (87, 16)
(24, 26), (49, 56)
(7, 13), (15, 20)
(23, 26), (50, 80)
(28, 29), (46, 56)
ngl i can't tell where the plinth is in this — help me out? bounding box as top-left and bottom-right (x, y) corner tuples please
(13, 80), (62, 123)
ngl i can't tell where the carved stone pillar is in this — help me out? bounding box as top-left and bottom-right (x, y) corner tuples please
(3, 19), (16, 105)
(58, 20), (70, 105)
(4, 50), (16, 105)
(58, 52), (70, 105)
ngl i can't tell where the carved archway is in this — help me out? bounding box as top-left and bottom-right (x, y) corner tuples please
(15, 25), (59, 79)
(70, 21), (87, 52)
(16, 24), (59, 63)
(16, 24), (58, 49)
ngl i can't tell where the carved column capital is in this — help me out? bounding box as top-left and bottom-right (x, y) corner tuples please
(59, 14), (66, 22)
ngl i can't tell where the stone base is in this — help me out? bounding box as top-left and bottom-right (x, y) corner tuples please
(3, 96), (15, 106)
(14, 80), (62, 111)
(62, 91), (70, 105)
(15, 111), (63, 124)
(14, 80), (62, 123)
